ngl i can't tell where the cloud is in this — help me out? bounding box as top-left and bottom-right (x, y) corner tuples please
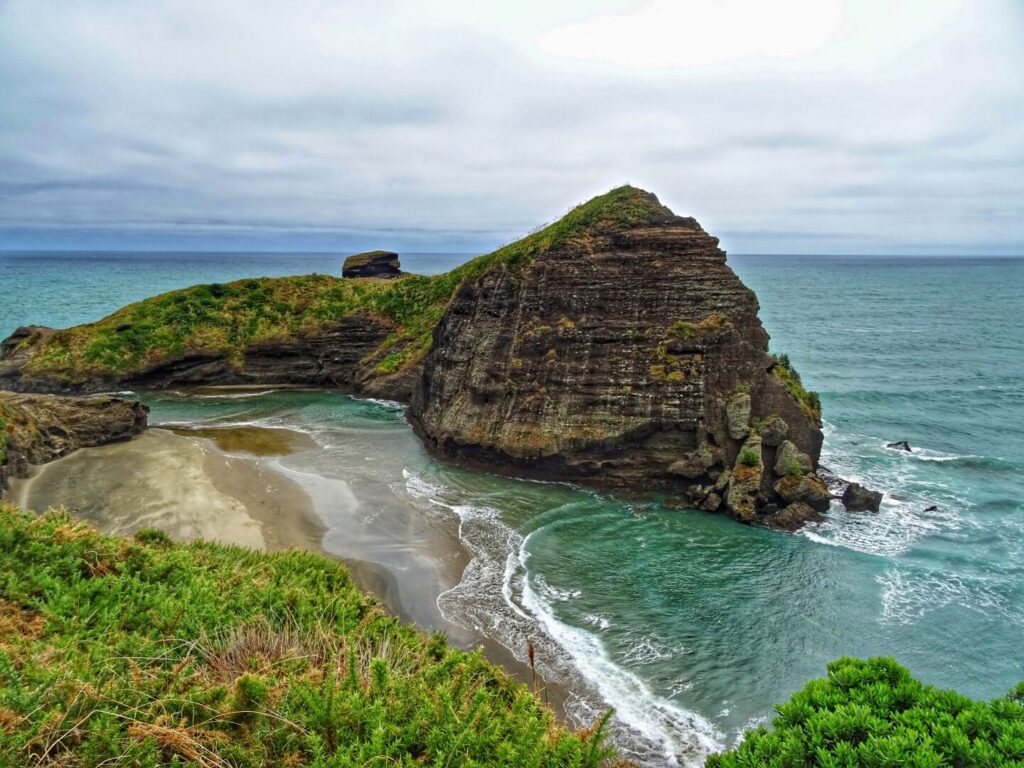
(0, 0), (1021, 254)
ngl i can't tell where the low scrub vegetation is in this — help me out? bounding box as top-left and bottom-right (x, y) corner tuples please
(770, 353), (822, 425)
(0, 504), (613, 767)
(709, 656), (1024, 768)
(667, 313), (733, 342)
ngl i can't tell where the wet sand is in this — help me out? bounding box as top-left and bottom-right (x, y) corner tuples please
(10, 428), (323, 551)
(9, 423), (570, 717)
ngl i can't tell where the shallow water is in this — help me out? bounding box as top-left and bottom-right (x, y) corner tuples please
(3, 251), (1023, 766)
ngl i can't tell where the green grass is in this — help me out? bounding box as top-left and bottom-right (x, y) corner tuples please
(20, 186), (674, 386)
(738, 448), (761, 468)
(770, 353), (822, 425)
(0, 504), (614, 767)
(708, 657), (1024, 768)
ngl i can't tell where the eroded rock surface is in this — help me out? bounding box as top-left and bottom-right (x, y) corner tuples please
(342, 250), (401, 279)
(0, 316), (416, 402)
(0, 392), (148, 496)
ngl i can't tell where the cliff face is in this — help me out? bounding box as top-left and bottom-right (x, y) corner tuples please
(408, 188), (826, 526)
(0, 392), (148, 496)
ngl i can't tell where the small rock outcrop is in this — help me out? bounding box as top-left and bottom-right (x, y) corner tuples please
(726, 393), (752, 440)
(841, 482), (883, 512)
(763, 502), (825, 532)
(774, 440), (814, 477)
(343, 250), (401, 279)
(774, 474), (832, 512)
(0, 392), (148, 496)
(887, 441), (912, 452)
(726, 436), (764, 523)
(759, 415), (788, 446)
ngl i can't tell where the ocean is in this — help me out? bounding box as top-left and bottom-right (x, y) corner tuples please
(2, 250), (1023, 766)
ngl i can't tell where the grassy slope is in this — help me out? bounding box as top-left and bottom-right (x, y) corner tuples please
(0, 504), (614, 767)
(19, 187), (674, 386)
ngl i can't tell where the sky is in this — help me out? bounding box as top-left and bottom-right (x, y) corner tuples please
(0, 0), (1022, 255)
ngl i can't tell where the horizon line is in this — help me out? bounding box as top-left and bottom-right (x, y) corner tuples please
(1, 248), (1022, 259)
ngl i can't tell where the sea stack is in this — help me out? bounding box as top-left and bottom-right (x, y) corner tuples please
(342, 250), (401, 279)
(408, 186), (827, 526)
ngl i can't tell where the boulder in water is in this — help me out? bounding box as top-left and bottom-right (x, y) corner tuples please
(886, 440), (912, 452)
(841, 482), (883, 512)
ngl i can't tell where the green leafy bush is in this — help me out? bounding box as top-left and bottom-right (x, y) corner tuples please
(739, 448), (761, 467)
(0, 504), (613, 767)
(708, 657), (1024, 768)
(781, 458), (805, 478)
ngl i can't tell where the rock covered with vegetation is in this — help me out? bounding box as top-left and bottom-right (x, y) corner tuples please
(409, 187), (828, 526)
(709, 656), (1024, 768)
(0, 186), (831, 527)
(0, 392), (147, 496)
(342, 250), (402, 279)
(0, 504), (613, 766)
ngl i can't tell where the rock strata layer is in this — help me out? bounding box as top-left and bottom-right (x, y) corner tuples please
(0, 392), (148, 496)
(0, 319), (416, 401)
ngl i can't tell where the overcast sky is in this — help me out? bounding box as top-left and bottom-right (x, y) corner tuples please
(1, 0), (1021, 254)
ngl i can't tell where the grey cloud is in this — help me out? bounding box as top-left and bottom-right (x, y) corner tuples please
(0, 0), (1021, 254)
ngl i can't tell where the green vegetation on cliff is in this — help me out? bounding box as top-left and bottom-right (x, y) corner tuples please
(18, 186), (675, 385)
(770, 353), (822, 425)
(0, 504), (612, 767)
(709, 657), (1024, 768)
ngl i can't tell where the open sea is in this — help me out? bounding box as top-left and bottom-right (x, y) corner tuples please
(2, 250), (1023, 765)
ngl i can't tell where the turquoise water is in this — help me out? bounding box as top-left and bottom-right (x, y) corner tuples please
(3, 251), (1023, 766)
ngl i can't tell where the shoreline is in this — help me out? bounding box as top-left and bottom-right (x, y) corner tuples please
(10, 421), (572, 720)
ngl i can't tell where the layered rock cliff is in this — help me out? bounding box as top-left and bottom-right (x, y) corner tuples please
(0, 392), (148, 496)
(408, 187), (827, 527)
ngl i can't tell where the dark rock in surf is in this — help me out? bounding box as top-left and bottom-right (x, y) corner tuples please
(887, 441), (912, 452)
(841, 482), (883, 513)
(763, 501), (824, 532)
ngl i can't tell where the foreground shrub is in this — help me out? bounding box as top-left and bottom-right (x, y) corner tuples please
(708, 656), (1024, 768)
(0, 504), (613, 767)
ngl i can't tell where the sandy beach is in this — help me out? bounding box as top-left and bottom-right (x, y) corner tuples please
(9, 421), (569, 715)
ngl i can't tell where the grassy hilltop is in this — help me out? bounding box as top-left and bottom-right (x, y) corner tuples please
(15, 187), (674, 388)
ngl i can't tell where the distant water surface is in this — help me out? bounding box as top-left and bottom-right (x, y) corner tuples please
(2, 250), (1023, 766)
